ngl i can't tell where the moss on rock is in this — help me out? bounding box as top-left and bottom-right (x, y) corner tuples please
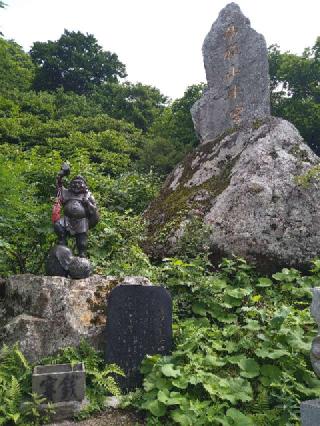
(143, 128), (241, 259)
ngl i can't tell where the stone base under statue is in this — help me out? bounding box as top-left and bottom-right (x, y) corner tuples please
(300, 399), (320, 425)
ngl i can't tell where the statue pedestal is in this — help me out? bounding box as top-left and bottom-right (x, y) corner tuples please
(301, 399), (320, 426)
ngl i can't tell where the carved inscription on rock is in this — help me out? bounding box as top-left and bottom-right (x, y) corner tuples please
(32, 363), (85, 403)
(191, 2), (270, 144)
(104, 285), (172, 391)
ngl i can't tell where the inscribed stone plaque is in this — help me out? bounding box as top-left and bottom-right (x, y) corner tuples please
(104, 285), (172, 391)
(191, 2), (270, 144)
(32, 363), (85, 403)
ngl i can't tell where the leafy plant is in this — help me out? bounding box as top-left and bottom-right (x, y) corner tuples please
(0, 345), (53, 425)
(124, 257), (320, 425)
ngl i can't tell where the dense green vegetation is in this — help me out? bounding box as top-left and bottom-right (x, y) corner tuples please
(0, 20), (319, 425)
(125, 256), (320, 425)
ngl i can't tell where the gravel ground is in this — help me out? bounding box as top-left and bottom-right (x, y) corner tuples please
(47, 409), (145, 426)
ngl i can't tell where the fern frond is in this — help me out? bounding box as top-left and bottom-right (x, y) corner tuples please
(4, 376), (22, 415)
(15, 348), (30, 371)
(101, 363), (125, 377)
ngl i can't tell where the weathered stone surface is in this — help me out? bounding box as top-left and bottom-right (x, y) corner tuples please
(143, 118), (320, 273)
(0, 274), (151, 362)
(301, 399), (320, 426)
(191, 3), (270, 144)
(40, 399), (89, 423)
(32, 363), (85, 402)
(310, 288), (320, 377)
(104, 285), (172, 391)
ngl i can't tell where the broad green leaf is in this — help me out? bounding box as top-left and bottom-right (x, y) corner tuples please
(239, 358), (260, 378)
(141, 399), (166, 417)
(204, 376), (252, 403)
(270, 307), (290, 329)
(257, 277), (273, 287)
(192, 302), (207, 316)
(243, 319), (261, 331)
(172, 376), (189, 389)
(227, 355), (244, 365)
(224, 287), (252, 299)
(209, 304), (237, 323)
(204, 354), (226, 367)
(154, 376), (172, 391)
(171, 409), (193, 425)
(157, 389), (170, 403)
(161, 364), (181, 378)
(261, 364), (282, 380)
(255, 347), (290, 359)
(226, 408), (254, 426)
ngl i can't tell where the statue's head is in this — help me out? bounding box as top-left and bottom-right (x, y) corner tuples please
(69, 175), (88, 194)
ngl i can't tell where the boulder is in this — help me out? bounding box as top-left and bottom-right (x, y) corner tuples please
(191, 2), (270, 144)
(0, 274), (151, 363)
(143, 118), (320, 273)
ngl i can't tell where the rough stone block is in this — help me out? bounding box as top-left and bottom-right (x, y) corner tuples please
(0, 275), (150, 362)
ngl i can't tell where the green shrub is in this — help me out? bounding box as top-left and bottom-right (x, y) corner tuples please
(0, 345), (52, 425)
(124, 257), (320, 425)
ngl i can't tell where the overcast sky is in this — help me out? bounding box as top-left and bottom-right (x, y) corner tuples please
(1, 0), (319, 100)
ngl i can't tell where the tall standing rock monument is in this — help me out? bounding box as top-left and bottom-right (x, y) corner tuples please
(143, 3), (320, 273)
(191, 2), (270, 143)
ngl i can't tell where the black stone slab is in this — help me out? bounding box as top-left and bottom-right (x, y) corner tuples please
(104, 285), (172, 391)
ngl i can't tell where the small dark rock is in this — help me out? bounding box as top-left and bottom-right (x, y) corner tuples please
(68, 257), (92, 279)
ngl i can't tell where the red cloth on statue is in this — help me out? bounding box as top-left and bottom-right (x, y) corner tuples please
(52, 199), (62, 223)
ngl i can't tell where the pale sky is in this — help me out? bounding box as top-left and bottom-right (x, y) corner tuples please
(1, 0), (319, 100)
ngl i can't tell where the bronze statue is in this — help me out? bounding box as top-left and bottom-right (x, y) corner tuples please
(46, 163), (99, 278)
(53, 164), (99, 257)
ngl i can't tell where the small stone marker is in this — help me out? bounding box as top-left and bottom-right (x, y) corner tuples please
(301, 399), (320, 426)
(33, 363), (85, 402)
(32, 363), (87, 421)
(191, 2), (270, 144)
(104, 284), (172, 391)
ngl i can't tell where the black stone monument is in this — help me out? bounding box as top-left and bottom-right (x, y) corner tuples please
(104, 284), (172, 391)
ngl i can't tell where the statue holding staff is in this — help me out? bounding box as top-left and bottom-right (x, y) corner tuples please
(46, 163), (99, 278)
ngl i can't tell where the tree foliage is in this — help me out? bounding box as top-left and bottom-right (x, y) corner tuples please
(30, 30), (127, 94)
(269, 38), (320, 154)
(0, 38), (35, 93)
(92, 82), (167, 132)
(139, 84), (204, 174)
